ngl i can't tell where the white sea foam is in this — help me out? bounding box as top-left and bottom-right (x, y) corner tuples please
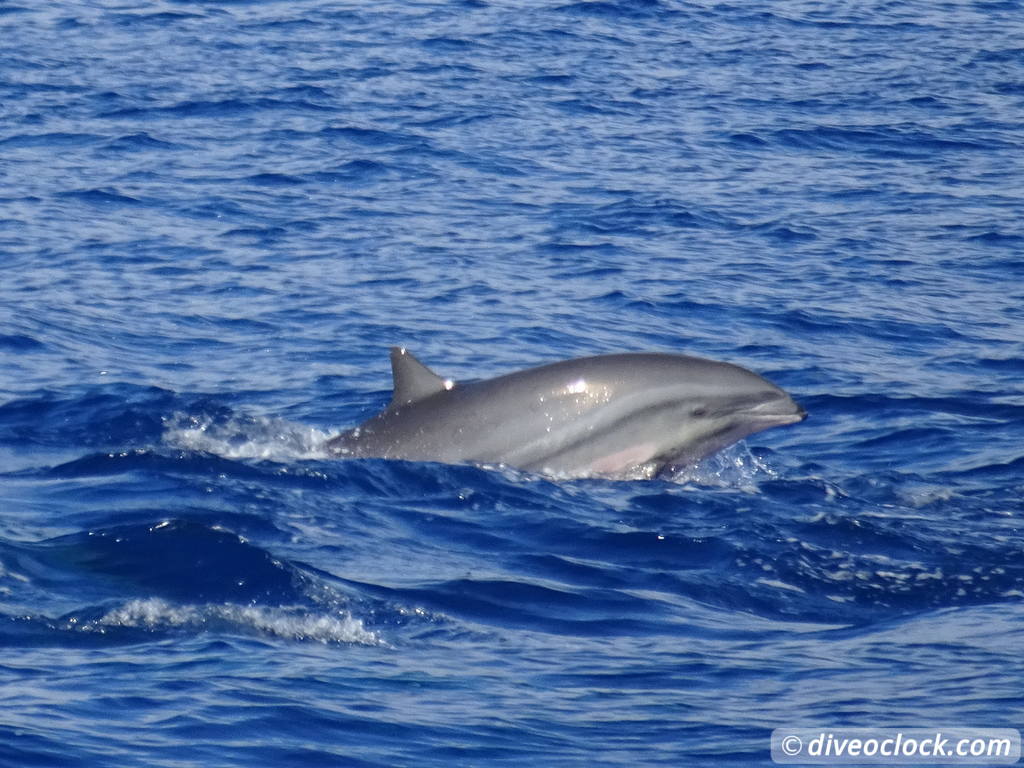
(163, 412), (334, 462)
(663, 443), (779, 489)
(85, 597), (382, 646)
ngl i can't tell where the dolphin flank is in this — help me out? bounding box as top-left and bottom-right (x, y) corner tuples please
(324, 348), (806, 479)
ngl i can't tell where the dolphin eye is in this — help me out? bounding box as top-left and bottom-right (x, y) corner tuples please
(690, 407), (708, 418)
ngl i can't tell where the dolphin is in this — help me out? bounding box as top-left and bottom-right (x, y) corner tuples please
(324, 348), (805, 479)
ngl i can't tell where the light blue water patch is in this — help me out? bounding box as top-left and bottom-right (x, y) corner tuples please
(1, 0), (1023, 766)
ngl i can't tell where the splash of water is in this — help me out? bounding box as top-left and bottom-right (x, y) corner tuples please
(163, 411), (334, 462)
(77, 597), (383, 646)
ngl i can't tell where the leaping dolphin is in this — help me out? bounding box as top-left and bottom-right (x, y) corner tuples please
(324, 348), (805, 479)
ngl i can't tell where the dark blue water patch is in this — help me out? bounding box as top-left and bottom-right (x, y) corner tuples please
(939, 252), (1024, 282)
(770, 309), (969, 348)
(275, 85), (336, 103)
(44, 449), (246, 482)
(727, 132), (769, 148)
(405, 61), (485, 82)
(310, 160), (412, 185)
(245, 172), (305, 187)
(849, 425), (957, 452)
(808, 392), (1024, 424)
(551, 98), (642, 117)
(776, 517), (1024, 616)
(99, 132), (184, 152)
(973, 46), (1024, 64)
(178, 197), (257, 222)
(527, 74), (576, 87)
(419, 36), (477, 53)
(0, 725), (96, 768)
(553, 0), (671, 21)
(0, 132), (104, 149)
(966, 230), (1024, 246)
(0, 386), (175, 450)
(992, 81), (1024, 95)
(109, 10), (207, 25)
(382, 503), (527, 557)
(38, 519), (307, 604)
(767, 126), (998, 158)
(101, 98), (333, 121)
(745, 222), (819, 242)
(243, 17), (321, 32)
(945, 453), (1024, 480)
(545, 473), (1017, 621)
(302, 461), (1021, 626)
(320, 125), (430, 149)
(370, 578), (677, 637)
(537, 241), (631, 260)
(410, 111), (506, 130)
(217, 225), (294, 244)
(514, 552), (628, 591)
(549, 197), (723, 237)
(56, 188), (147, 207)
(0, 333), (45, 351)
(0, 193), (42, 206)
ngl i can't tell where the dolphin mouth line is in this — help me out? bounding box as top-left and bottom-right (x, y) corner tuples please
(749, 408), (806, 425)
(741, 398), (807, 424)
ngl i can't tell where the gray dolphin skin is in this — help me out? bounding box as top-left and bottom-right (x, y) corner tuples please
(324, 348), (806, 478)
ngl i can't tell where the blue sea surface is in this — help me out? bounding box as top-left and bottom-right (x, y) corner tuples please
(2, 0), (1023, 765)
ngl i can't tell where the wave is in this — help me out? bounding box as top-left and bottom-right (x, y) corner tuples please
(162, 411), (333, 462)
(69, 598), (380, 646)
(0, 518), (382, 647)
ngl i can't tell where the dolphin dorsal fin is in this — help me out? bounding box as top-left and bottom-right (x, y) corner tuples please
(388, 347), (452, 410)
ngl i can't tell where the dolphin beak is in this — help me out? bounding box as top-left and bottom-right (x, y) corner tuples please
(745, 392), (806, 426)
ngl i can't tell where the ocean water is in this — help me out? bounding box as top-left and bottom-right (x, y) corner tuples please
(1, 0), (1023, 765)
